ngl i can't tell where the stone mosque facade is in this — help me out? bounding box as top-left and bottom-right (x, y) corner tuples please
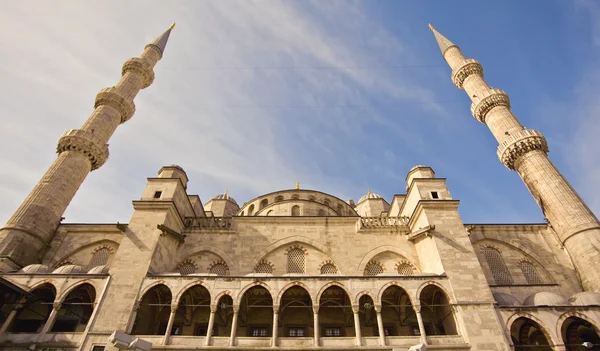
(0, 23), (599, 351)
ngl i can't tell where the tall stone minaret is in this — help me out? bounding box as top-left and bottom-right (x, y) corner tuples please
(429, 25), (600, 292)
(0, 24), (175, 271)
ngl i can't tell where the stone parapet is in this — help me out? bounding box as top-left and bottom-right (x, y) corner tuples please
(94, 87), (136, 123)
(497, 129), (548, 170)
(122, 57), (155, 88)
(56, 129), (109, 170)
(470, 88), (510, 124)
(451, 58), (483, 89)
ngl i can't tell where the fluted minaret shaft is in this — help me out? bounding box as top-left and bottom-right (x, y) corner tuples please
(430, 25), (600, 291)
(0, 25), (175, 270)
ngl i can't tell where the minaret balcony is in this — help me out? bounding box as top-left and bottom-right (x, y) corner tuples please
(122, 57), (155, 88)
(470, 88), (510, 124)
(451, 58), (483, 89)
(94, 87), (136, 123)
(56, 129), (109, 170)
(497, 129), (548, 170)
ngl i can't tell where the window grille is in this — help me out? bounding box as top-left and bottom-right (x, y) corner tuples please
(397, 263), (414, 275)
(320, 263), (337, 274)
(177, 261), (196, 275)
(323, 327), (342, 337)
(519, 261), (543, 284)
(254, 261), (273, 274)
(209, 262), (229, 276)
(287, 248), (305, 273)
(291, 205), (300, 216)
(287, 327), (305, 337)
(317, 209), (326, 216)
(482, 247), (513, 285)
(364, 261), (383, 276)
(88, 248), (111, 269)
(249, 327), (269, 337)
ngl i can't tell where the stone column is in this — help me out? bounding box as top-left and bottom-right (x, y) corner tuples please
(272, 305), (279, 347)
(352, 305), (362, 347)
(205, 304), (217, 346)
(374, 304), (386, 346)
(313, 305), (320, 347)
(40, 302), (61, 334)
(161, 304), (178, 345)
(229, 305), (239, 347)
(0, 298), (26, 334)
(413, 305), (427, 344)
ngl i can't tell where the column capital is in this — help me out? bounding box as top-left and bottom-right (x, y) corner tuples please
(412, 304), (422, 313)
(373, 304), (382, 313)
(170, 304), (179, 312)
(497, 129), (548, 170)
(210, 304), (218, 313)
(451, 58), (483, 89)
(273, 305), (280, 313)
(52, 302), (62, 310)
(312, 305), (319, 314)
(232, 305), (240, 313)
(351, 304), (360, 313)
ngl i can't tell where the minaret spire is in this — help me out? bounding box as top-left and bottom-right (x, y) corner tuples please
(432, 26), (600, 292)
(428, 24), (457, 57)
(0, 26), (174, 271)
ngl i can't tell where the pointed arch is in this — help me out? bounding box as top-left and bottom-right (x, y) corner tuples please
(213, 290), (233, 306)
(56, 280), (100, 305)
(415, 281), (455, 304)
(354, 290), (376, 305)
(276, 281), (314, 306)
(315, 282), (352, 305)
(173, 281), (212, 306)
(248, 236), (332, 271)
(357, 245), (419, 275)
(177, 245), (235, 274)
(556, 311), (600, 343)
(377, 281), (414, 306)
(50, 239), (119, 268)
(137, 281), (174, 304)
(506, 312), (557, 350)
(235, 282), (274, 305)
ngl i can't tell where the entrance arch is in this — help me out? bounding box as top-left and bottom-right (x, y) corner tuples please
(131, 284), (172, 335)
(561, 316), (600, 351)
(172, 285), (211, 336)
(381, 285), (418, 336)
(9, 283), (56, 333)
(419, 285), (457, 335)
(510, 316), (552, 351)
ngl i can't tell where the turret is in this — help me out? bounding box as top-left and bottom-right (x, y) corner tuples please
(0, 25), (176, 271)
(430, 24), (600, 291)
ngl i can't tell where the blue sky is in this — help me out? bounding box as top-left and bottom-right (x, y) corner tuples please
(0, 0), (598, 224)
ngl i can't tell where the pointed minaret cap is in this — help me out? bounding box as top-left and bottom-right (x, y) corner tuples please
(428, 24), (458, 57)
(146, 23), (176, 58)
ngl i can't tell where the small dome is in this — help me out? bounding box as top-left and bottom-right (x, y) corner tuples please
(409, 165), (428, 173)
(568, 292), (600, 306)
(358, 189), (384, 203)
(52, 265), (86, 274)
(166, 164), (186, 173)
(211, 190), (238, 205)
(88, 265), (109, 274)
(523, 292), (568, 306)
(493, 292), (520, 306)
(18, 264), (50, 274)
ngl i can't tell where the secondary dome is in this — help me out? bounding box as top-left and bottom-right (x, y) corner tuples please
(19, 264), (50, 274)
(211, 190), (238, 205)
(493, 292), (520, 306)
(568, 292), (600, 306)
(523, 292), (568, 306)
(88, 265), (110, 274)
(358, 189), (383, 203)
(52, 265), (86, 274)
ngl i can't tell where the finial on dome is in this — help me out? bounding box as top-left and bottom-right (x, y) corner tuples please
(367, 189), (371, 196)
(296, 180), (300, 190)
(224, 189), (228, 196)
(428, 23), (434, 31)
(170, 22), (176, 30)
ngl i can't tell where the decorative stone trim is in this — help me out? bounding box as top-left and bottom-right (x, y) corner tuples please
(470, 88), (510, 123)
(92, 245), (115, 255)
(497, 129), (548, 170)
(254, 259), (274, 273)
(208, 260), (229, 276)
(451, 58), (483, 89)
(56, 129), (109, 170)
(395, 260), (416, 275)
(285, 244), (307, 255)
(176, 259), (197, 275)
(319, 260), (338, 274)
(94, 87), (136, 123)
(122, 57), (155, 88)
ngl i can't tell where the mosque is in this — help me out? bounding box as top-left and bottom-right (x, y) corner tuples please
(0, 23), (598, 351)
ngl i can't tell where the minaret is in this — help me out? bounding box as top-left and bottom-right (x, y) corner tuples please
(429, 25), (600, 291)
(0, 24), (176, 271)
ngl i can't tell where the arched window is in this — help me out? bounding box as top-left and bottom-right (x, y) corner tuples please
(320, 263), (338, 274)
(308, 196), (316, 201)
(561, 316), (600, 351)
(510, 317), (552, 351)
(209, 261), (229, 276)
(254, 261), (273, 274)
(9, 284), (56, 333)
(248, 204), (255, 216)
(259, 199), (268, 210)
(419, 285), (457, 335)
(131, 284), (172, 335)
(364, 260), (383, 276)
(176, 260), (196, 275)
(317, 209), (326, 216)
(292, 194), (300, 200)
(88, 247), (111, 269)
(287, 247), (305, 274)
(323, 199), (330, 207)
(519, 261), (543, 284)
(397, 263), (415, 276)
(275, 195), (284, 202)
(482, 247), (513, 285)
(337, 204), (343, 214)
(51, 284), (96, 332)
(266, 210), (273, 216)
(291, 205), (300, 216)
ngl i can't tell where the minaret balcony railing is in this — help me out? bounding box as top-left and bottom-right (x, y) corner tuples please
(451, 58), (483, 89)
(122, 57), (155, 88)
(56, 129), (109, 170)
(497, 129), (548, 170)
(470, 88), (510, 124)
(94, 87), (136, 124)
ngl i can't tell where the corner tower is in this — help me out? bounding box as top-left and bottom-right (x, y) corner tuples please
(0, 24), (176, 271)
(429, 25), (600, 291)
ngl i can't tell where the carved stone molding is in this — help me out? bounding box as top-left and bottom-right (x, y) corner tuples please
(497, 129), (548, 170)
(94, 87), (136, 123)
(56, 129), (109, 170)
(122, 57), (155, 88)
(470, 88), (510, 124)
(451, 59), (483, 89)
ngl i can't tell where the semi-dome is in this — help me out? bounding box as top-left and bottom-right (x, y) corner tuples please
(358, 189), (384, 203)
(210, 190), (238, 205)
(18, 264), (50, 274)
(523, 292), (568, 306)
(88, 265), (110, 274)
(493, 292), (520, 306)
(568, 292), (600, 306)
(52, 265), (86, 274)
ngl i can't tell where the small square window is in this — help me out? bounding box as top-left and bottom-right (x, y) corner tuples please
(431, 191), (439, 199)
(249, 326), (269, 337)
(92, 347), (106, 351)
(286, 327), (306, 337)
(153, 191), (162, 199)
(323, 326), (343, 337)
